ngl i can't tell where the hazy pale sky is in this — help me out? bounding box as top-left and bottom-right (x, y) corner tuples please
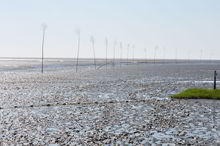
(0, 0), (220, 59)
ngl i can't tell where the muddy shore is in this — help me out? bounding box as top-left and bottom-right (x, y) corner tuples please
(0, 62), (220, 145)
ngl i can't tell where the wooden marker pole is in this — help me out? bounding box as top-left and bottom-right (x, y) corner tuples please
(41, 24), (47, 74)
(75, 29), (80, 73)
(91, 36), (96, 69)
(105, 38), (108, 70)
(214, 70), (217, 90)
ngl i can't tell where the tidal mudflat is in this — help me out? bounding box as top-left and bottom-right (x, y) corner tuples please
(0, 60), (220, 145)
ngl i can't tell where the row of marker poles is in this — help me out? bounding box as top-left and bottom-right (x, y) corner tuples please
(40, 24), (161, 73)
(41, 27), (135, 73)
(40, 26), (179, 73)
(41, 25), (200, 73)
(40, 25), (216, 73)
(40, 25), (219, 92)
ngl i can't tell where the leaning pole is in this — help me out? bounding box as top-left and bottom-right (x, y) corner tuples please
(75, 29), (80, 72)
(90, 36), (96, 69)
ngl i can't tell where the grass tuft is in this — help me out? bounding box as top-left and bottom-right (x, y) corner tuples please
(171, 88), (220, 99)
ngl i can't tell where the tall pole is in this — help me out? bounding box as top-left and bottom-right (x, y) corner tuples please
(163, 47), (166, 63)
(113, 40), (117, 67)
(41, 24), (47, 74)
(144, 48), (147, 63)
(209, 52), (213, 64)
(127, 44), (130, 64)
(214, 70), (217, 90)
(120, 42), (123, 68)
(105, 38), (108, 70)
(188, 49), (191, 63)
(75, 29), (80, 72)
(175, 48), (178, 64)
(91, 36), (96, 69)
(132, 45), (135, 63)
(154, 46), (158, 64)
(200, 49), (203, 63)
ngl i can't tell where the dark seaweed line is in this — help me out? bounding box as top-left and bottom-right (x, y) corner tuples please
(0, 98), (158, 110)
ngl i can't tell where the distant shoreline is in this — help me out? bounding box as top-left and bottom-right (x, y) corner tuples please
(0, 57), (219, 62)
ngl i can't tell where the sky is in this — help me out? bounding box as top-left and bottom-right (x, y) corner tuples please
(0, 0), (220, 60)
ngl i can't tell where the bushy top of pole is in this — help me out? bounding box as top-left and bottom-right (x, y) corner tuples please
(41, 23), (47, 31)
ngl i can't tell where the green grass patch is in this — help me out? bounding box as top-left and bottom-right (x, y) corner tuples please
(171, 88), (220, 99)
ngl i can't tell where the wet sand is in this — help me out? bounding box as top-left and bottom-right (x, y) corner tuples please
(0, 61), (220, 145)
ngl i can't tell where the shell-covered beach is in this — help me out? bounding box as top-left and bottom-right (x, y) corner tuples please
(0, 60), (220, 145)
